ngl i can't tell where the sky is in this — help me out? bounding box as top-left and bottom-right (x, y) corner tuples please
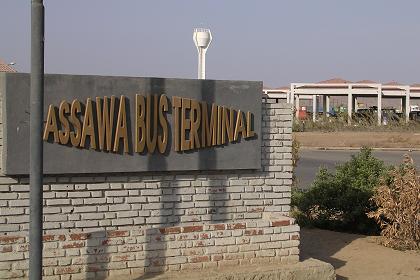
(1, 0), (420, 87)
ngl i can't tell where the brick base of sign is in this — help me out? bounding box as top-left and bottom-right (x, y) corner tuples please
(0, 215), (299, 279)
(0, 102), (300, 279)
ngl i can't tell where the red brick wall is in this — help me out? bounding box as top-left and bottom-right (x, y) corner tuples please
(0, 216), (299, 279)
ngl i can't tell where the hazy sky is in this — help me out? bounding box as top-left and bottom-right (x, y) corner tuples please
(1, 0), (420, 87)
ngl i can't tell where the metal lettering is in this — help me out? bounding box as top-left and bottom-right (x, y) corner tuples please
(201, 102), (217, 147)
(96, 96), (115, 152)
(172, 96), (182, 151)
(157, 95), (168, 153)
(43, 105), (59, 143)
(246, 111), (255, 138)
(58, 101), (70, 145)
(69, 100), (82, 147)
(217, 105), (222, 145)
(190, 100), (201, 149)
(146, 95), (158, 153)
(80, 98), (97, 149)
(222, 107), (234, 144)
(181, 98), (191, 151)
(234, 110), (246, 141)
(135, 94), (146, 153)
(42, 95), (256, 154)
(113, 96), (129, 153)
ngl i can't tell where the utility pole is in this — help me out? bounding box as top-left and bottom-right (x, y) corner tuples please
(29, 0), (44, 279)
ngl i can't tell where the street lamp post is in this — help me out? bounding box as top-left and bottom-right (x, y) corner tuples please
(29, 0), (44, 279)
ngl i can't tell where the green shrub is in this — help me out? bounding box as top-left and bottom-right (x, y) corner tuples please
(291, 137), (300, 188)
(292, 148), (387, 234)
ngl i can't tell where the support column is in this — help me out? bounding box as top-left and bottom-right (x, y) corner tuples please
(290, 84), (295, 105)
(322, 95), (327, 116)
(295, 95), (300, 118)
(326, 96), (330, 116)
(354, 96), (358, 112)
(406, 87), (410, 123)
(377, 86), (382, 125)
(347, 85), (353, 124)
(401, 97), (404, 113)
(312, 95), (317, 122)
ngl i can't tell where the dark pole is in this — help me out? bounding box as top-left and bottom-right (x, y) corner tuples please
(29, 0), (44, 280)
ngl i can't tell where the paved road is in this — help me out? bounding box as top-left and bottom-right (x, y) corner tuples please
(295, 149), (420, 189)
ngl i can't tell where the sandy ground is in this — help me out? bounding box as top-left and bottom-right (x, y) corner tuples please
(300, 228), (420, 280)
(295, 132), (420, 149)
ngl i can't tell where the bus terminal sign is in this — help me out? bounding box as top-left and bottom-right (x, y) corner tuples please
(1, 73), (262, 174)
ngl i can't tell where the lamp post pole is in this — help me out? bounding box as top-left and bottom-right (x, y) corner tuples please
(29, 0), (44, 279)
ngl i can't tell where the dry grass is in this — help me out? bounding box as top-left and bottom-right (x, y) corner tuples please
(294, 131), (420, 149)
(368, 155), (420, 250)
(293, 115), (420, 133)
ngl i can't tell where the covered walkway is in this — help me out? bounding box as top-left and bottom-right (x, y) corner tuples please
(264, 78), (420, 124)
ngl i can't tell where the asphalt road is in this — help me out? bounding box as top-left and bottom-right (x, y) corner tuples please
(295, 149), (420, 189)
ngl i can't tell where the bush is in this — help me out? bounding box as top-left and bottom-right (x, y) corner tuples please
(368, 155), (420, 250)
(292, 113), (349, 132)
(292, 114), (420, 132)
(292, 137), (300, 168)
(291, 137), (300, 188)
(292, 148), (387, 234)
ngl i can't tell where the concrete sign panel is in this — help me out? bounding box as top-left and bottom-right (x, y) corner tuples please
(1, 73), (262, 175)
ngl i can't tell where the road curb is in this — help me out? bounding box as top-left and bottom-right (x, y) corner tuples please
(301, 147), (420, 152)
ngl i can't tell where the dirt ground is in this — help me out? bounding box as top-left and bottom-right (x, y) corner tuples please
(295, 132), (420, 149)
(300, 228), (420, 280)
